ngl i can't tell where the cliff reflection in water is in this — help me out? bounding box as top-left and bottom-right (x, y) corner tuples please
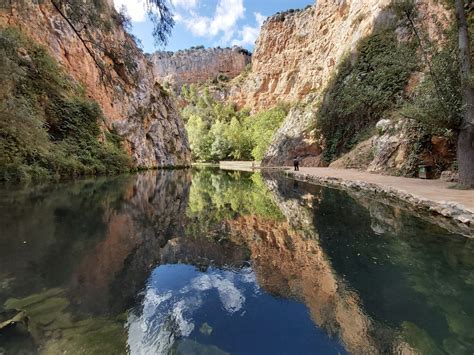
(259, 173), (474, 355)
(0, 169), (473, 354)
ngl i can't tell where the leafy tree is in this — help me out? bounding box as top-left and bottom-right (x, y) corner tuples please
(245, 106), (288, 160)
(396, 0), (473, 186)
(210, 120), (231, 161)
(181, 84), (287, 162)
(226, 117), (252, 160)
(186, 114), (212, 162)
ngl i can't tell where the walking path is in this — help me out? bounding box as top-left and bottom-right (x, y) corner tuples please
(286, 167), (474, 213)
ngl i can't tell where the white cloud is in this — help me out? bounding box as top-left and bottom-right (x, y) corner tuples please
(127, 267), (257, 354)
(176, 0), (245, 44)
(113, 0), (148, 22)
(114, 0), (264, 48)
(113, 0), (198, 23)
(231, 12), (266, 47)
(172, 0), (199, 10)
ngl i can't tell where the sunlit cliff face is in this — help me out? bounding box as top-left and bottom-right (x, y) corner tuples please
(0, 2), (191, 168)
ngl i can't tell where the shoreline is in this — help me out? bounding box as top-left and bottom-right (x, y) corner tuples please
(219, 161), (472, 236)
(280, 169), (473, 237)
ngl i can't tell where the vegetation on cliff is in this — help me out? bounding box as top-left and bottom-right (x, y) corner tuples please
(394, 0), (473, 186)
(181, 86), (288, 162)
(0, 28), (131, 182)
(312, 2), (471, 182)
(317, 30), (417, 163)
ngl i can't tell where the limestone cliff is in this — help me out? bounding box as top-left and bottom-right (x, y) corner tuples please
(0, 1), (190, 169)
(229, 1), (389, 111)
(226, 0), (451, 170)
(150, 46), (251, 90)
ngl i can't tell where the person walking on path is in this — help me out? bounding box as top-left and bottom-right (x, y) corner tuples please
(293, 156), (299, 171)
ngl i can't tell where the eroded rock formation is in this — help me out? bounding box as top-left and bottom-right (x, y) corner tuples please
(151, 46), (251, 90)
(0, 1), (190, 168)
(226, 0), (450, 168)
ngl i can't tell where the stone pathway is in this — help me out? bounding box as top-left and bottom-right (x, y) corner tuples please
(287, 167), (474, 214)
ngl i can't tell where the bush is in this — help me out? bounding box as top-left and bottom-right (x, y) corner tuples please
(182, 85), (288, 162)
(0, 28), (131, 182)
(317, 30), (417, 163)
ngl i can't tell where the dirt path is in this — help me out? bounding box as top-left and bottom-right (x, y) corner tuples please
(288, 167), (474, 213)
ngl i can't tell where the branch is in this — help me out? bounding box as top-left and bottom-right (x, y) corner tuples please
(404, 9), (450, 118)
(49, 0), (111, 86)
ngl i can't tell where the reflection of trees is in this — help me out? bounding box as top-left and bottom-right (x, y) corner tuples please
(226, 174), (412, 354)
(185, 169), (284, 244)
(273, 174), (474, 354)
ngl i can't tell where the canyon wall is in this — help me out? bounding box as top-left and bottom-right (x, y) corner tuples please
(229, 0), (390, 112)
(0, 1), (190, 168)
(151, 46), (251, 90)
(226, 0), (451, 168)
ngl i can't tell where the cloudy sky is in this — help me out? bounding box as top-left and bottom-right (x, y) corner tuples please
(113, 0), (313, 53)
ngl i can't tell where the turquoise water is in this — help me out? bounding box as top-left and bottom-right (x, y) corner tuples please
(0, 169), (472, 354)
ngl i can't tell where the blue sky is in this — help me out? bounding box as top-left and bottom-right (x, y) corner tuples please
(113, 0), (314, 53)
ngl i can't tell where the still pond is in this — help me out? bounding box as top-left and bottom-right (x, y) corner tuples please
(0, 169), (473, 354)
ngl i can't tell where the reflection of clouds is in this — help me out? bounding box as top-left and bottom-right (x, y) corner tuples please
(189, 273), (244, 313)
(127, 266), (257, 354)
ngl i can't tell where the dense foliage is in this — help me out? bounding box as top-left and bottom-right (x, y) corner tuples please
(401, 33), (463, 130)
(0, 28), (131, 182)
(182, 86), (288, 162)
(317, 31), (417, 163)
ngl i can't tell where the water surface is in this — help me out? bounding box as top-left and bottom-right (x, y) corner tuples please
(0, 169), (473, 354)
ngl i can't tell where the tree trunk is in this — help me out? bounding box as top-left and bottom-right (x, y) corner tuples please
(455, 0), (474, 187)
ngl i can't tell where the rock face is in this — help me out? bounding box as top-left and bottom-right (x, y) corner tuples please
(229, 0), (392, 112)
(0, 1), (191, 168)
(228, 0), (450, 167)
(151, 46), (251, 90)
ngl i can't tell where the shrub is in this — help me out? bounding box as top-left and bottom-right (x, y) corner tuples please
(182, 84), (288, 162)
(0, 27), (131, 182)
(317, 30), (417, 163)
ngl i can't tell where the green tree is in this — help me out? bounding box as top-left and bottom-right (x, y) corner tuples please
(210, 120), (231, 161)
(186, 114), (213, 161)
(245, 106), (288, 161)
(226, 117), (252, 160)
